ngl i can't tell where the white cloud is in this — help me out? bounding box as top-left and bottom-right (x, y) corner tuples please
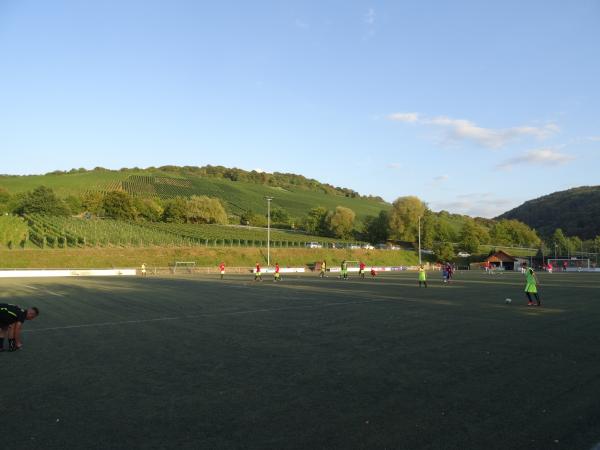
(496, 148), (575, 170)
(365, 8), (376, 25)
(585, 136), (600, 142)
(388, 112), (559, 148)
(362, 8), (376, 40)
(433, 175), (449, 182)
(431, 193), (517, 218)
(388, 112), (420, 123)
(387, 162), (402, 170)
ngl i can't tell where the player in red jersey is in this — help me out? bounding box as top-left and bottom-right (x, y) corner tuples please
(274, 262), (281, 282)
(254, 262), (262, 281)
(219, 262), (225, 279)
(359, 261), (366, 279)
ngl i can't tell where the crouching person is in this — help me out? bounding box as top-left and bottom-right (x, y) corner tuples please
(0, 304), (39, 352)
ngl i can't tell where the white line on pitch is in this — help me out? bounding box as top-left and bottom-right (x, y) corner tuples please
(23, 298), (393, 333)
(45, 290), (64, 297)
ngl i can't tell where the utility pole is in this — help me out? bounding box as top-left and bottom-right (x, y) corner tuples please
(418, 216), (422, 265)
(265, 197), (273, 267)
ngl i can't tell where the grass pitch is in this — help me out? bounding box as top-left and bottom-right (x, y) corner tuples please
(2, 271), (600, 450)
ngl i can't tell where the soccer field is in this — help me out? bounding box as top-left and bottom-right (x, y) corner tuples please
(2, 271), (600, 450)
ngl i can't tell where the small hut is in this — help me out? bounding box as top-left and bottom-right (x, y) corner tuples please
(483, 250), (518, 271)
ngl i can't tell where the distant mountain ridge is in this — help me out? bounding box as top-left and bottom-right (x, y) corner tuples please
(496, 186), (600, 239)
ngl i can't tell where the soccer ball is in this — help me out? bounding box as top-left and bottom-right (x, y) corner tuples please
(505, 298), (512, 304)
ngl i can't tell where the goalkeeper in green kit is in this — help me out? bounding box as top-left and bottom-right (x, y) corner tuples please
(522, 262), (541, 306)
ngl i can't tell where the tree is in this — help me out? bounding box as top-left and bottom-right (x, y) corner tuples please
(185, 196), (227, 224)
(459, 220), (480, 254)
(550, 228), (569, 257)
(490, 221), (512, 245)
(270, 207), (290, 224)
(327, 206), (355, 239)
(567, 236), (582, 257)
(388, 196), (427, 242)
(420, 212), (437, 249)
(302, 207), (329, 235)
(81, 191), (105, 215)
(102, 191), (137, 220)
(490, 219), (539, 247)
(64, 195), (83, 214)
(434, 216), (454, 242)
(434, 241), (455, 262)
(240, 209), (267, 227)
(14, 186), (70, 216)
(163, 197), (188, 223)
(364, 210), (390, 243)
(134, 197), (163, 222)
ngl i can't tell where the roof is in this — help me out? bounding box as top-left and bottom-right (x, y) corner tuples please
(484, 250), (516, 263)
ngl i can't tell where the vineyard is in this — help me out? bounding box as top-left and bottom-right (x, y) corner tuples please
(5, 215), (351, 249)
(24, 214), (193, 248)
(121, 175), (196, 199)
(0, 168), (389, 223)
(138, 222), (345, 247)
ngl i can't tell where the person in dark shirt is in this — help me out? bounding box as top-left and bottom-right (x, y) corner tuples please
(0, 303), (39, 352)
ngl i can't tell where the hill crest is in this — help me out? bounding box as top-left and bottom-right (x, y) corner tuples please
(496, 185), (600, 239)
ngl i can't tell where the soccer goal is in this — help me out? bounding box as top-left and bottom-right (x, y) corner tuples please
(173, 261), (196, 274)
(336, 261), (365, 278)
(344, 261), (361, 272)
(547, 258), (591, 272)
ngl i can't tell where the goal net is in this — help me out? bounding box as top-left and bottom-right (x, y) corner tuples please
(344, 261), (362, 272)
(173, 261), (196, 274)
(547, 258), (590, 272)
(334, 261), (366, 276)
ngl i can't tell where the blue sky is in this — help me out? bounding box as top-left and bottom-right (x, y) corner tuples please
(1, 0), (598, 217)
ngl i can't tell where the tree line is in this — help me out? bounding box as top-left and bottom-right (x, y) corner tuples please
(0, 186), (228, 225)
(2, 186), (598, 257)
(36, 165), (385, 201)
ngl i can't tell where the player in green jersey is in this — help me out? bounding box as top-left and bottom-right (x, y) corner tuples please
(522, 262), (541, 306)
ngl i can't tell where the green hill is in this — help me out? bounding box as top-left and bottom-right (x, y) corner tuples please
(0, 166), (389, 223)
(496, 186), (600, 239)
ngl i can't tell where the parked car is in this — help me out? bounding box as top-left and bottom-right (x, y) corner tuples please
(361, 244), (375, 250)
(457, 251), (471, 257)
(305, 242), (323, 248)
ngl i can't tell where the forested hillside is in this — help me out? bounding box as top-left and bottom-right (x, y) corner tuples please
(0, 166), (553, 255)
(497, 186), (600, 239)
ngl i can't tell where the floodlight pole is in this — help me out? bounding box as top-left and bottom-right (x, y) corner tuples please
(418, 216), (422, 265)
(266, 197), (273, 266)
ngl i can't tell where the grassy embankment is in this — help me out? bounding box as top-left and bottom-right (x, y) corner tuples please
(0, 247), (418, 269)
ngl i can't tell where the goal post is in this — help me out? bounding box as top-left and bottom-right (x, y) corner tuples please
(173, 261), (196, 274)
(547, 258), (590, 272)
(343, 260), (361, 272)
